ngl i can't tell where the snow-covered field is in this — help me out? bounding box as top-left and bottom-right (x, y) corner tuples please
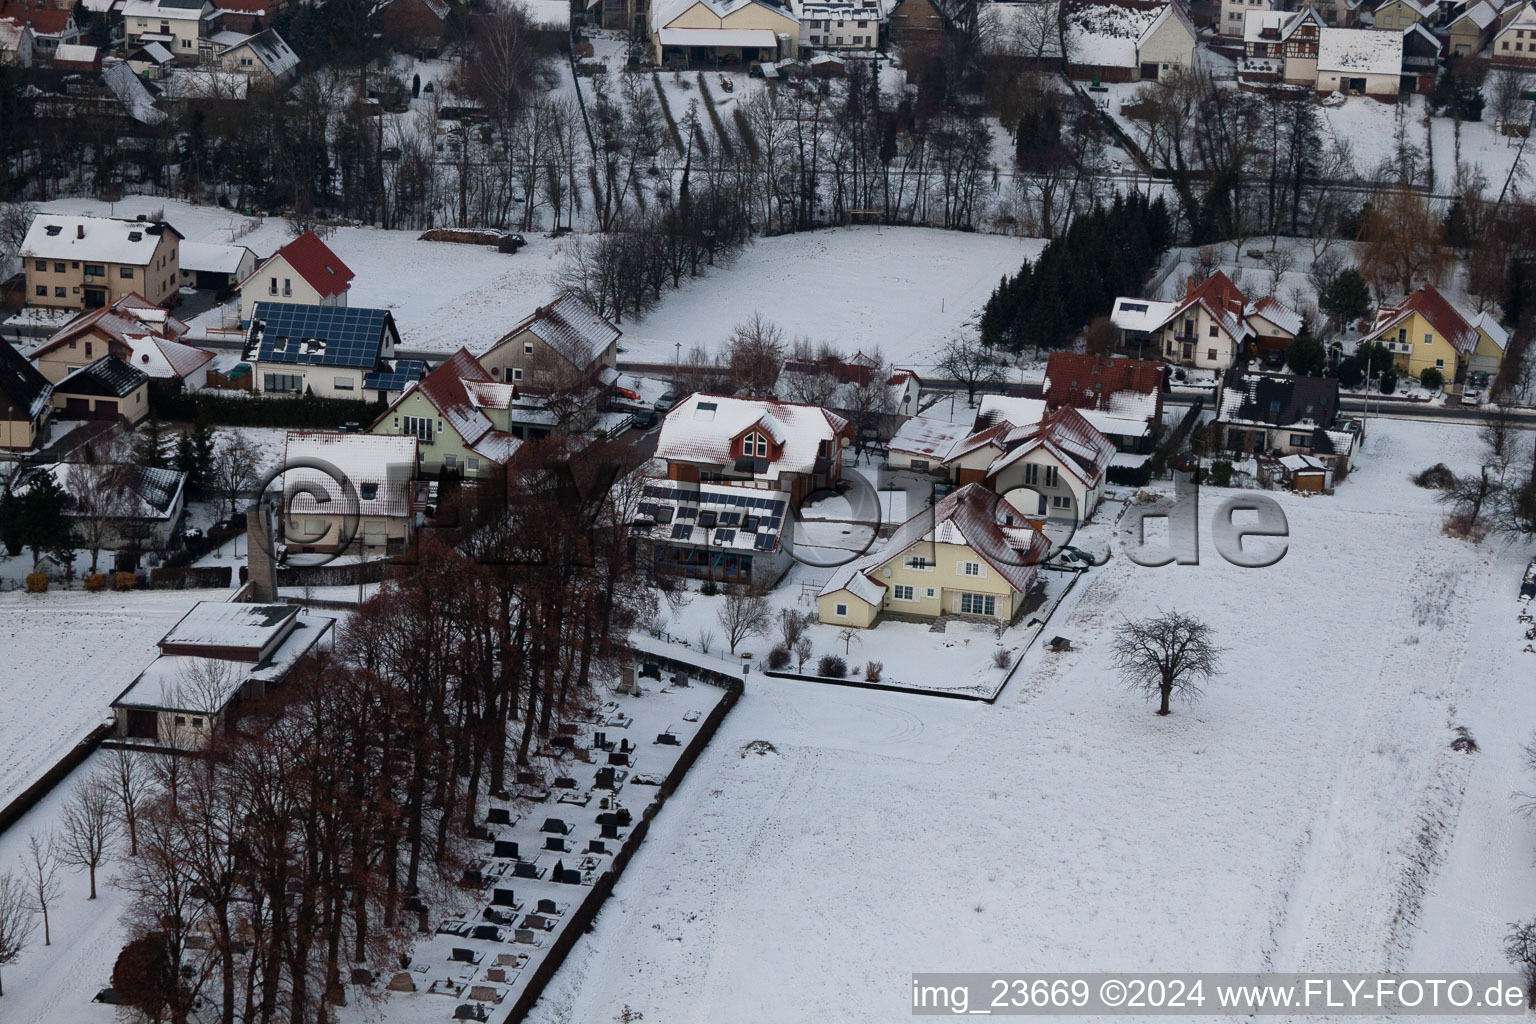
(527, 417), (1536, 1023)
(0, 588), (233, 808)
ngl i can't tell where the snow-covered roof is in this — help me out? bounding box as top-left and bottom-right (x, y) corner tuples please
(653, 0), (787, 26)
(180, 240), (252, 274)
(122, 0), (211, 19)
(1316, 27), (1403, 75)
(282, 431), (419, 518)
(658, 25), (779, 44)
(1111, 297), (1177, 333)
(137, 40), (174, 62)
(1078, 409), (1150, 438)
(1246, 295), (1304, 336)
(1065, 0), (1164, 67)
(21, 213), (179, 264)
(159, 600), (298, 654)
(221, 27), (298, 77)
(0, 339), (53, 423)
(987, 406), (1117, 489)
(1472, 311), (1508, 352)
(1278, 453), (1325, 472)
(887, 414), (970, 460)
(52, 42), (97, 62)
(655, 394), (849, 482)
(128, 334), (214, 380)
(633, 480), (792, 555)
(820, 482), (1049, 605)
(57, 355), (149, 398)
(1163, 271), (1255, 344)
(493, 293), (620, 373)
(975, 394), (1046, 431)
(1378, 0), (1436, 17)
(1451, 0), (1498, 27)
(0, 19), (30, 53)
(1369, 283), (1478, 354)
(26, 462), (187, 519)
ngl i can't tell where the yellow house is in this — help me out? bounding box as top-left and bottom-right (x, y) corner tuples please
(1373, 0), (1434, 31)
(1445, 0), (1499, 55)
(0, 339), (53, 450)
(650, 0), (797, 66)
(52, 355), (151, 426)
(1366, 283), (1506, 380)
(369, 348), (523, 478)
(817, 483), (1049, 629)
(21, 214), (182, 310)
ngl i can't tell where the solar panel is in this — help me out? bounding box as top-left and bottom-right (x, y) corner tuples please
(677, 507), (696, 519)
(252, 303), (392, 368)
(772, 500), (787, 514)
(742, 516), (759, 532)
(754, 534), (776, 550)
(670, 523), (692, 540)
(767, 517), (781, 531)
(698, 510), (717, 528)
(719, 512), (740, 527)
(637, 503), (657, 516)
(714, 529), (736, 544)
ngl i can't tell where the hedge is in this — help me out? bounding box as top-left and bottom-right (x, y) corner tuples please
(152, 391), (387, 429)
(1106, 461), (1153, 487)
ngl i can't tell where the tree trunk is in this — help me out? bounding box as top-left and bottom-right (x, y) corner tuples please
(1158, 682), (1172, 715)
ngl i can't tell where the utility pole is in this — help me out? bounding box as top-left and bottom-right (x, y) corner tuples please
(674, 340), (681, 393)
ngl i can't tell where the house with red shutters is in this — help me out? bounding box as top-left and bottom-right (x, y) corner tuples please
(237, 230), (354, 322)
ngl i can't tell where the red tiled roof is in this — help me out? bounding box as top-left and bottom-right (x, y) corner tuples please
(1370, 282), (1477, 354)
(0, 1), (72, 34)
(210, 0), (266, 12)
(1161, 270), (1253, 343)
(1043, 353), (1163, 415)
(32, 292), (188, 359)
(254, 230), (354, 299)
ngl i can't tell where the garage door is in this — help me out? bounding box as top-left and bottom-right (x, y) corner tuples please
(92, 400), (118, 421)
(64, 397), (90, 418)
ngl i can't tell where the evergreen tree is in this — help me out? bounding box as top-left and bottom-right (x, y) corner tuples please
(16, 471), (77, 571)
(136, 415), (170, 469)
(1319, 268), (1372, 329)
(175, 414), (217, 497)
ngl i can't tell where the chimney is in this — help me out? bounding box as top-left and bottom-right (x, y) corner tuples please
(1185, 276), (1197, 298)
(76, 223), (83, 239)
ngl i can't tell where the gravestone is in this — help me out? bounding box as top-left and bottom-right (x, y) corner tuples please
(451, 947), (476, 963)
(541, 818), (568, 834)
(493, 840), (518, 859)
(471, 925), (501, 941)
(487, 807), (511, 825)
(553, 776), (577, 789)
(516, 770), (541, 786)
(514, 928), (536, 944)
(587, 840), (607, 854)
(555, 867), (582, 885)
(536, 898), (559, 915)
(387, 972), (416, 992)
(594, 767), (616, 790)
(513, 861), (539, 879)
(601, 822), (620, 839)
(607, 752), (629, 766)
(486, 967), (507, 983)
(491, 887), (517, 907)
(543, 836), (566, 852)
(461, 868), (483, 887)
(484, 907), (512, 925)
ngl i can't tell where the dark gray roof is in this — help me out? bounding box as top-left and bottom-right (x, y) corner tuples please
(57, 355), (150, 398)
(0, 340), (53, 420)
(1224, 373), (1338, 429)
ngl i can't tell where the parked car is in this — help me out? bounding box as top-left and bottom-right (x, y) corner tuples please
(654, 390), (680, 412)
(631, 408), (658, 429)
(1462, 388), (1481, 406)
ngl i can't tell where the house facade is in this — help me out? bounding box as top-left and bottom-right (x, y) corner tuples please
(52, 356), (152, 426)
(245, 302), (401, 399)
(1445, 0), (1499, 55)
(369, 348), (524, 477)
(792, 0), (883, 49)
(1223, 0), (1271, 37)
(477, 293), (621, 432)
(281, 431), (419, 555)
(30, 292), (213, 389)
(1373, 0), (1435, 31)
(1315, 26), (1404, 94)
(0, 0), (77, 57)
(1213, 371), (1349, 457)
(1150, 271), (1254, 371)
(121, 0), (217, 57)
(237, 230), (353, 322)
(0, 340), (53, 450)
(817, 483), (1050, 628)
(22, 214), (182, 310)
(1491, 1), (1536, 65)
(1365, 283), (1506, 379)
(649, 0), (797, 67)
(1242, 7), (1324, 82)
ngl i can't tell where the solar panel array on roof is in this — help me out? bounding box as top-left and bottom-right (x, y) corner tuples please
(637, 483), (787, 555)
(251, 303), (392, 369)
(670, 523), (692, 540)
(640, 485), (785, 514)
(362, 359), (427, 392)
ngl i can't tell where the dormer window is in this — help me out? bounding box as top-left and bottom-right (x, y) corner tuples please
(743, 432), (769, 458)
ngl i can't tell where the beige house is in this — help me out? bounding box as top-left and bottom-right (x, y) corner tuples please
(1150, 271), (1254, 371)
(21, 214), (182, 310)
(1243, 7), (1325, 82)
(111, 601), (334, 749)
(237, 230), (353, 322)
(280, 431), (420, 555)
(370, 348), (525, 477)
(1373, 0), (1435, 31)
(30, 293), (212, 389)
(1491, 2), (1536, 66)
(818, 483), (1050, 628)
(1222, 0), (1271, 37)
(1445, 0), (1499, 55)
(1135, 0), (1199, 78)
(217, 28), (298, 83)
(478, 293), (621, 434)
(1315, 26), (1404, 94)
(0, 339), (53, 451)
(52, 356), (152, 426)
(649, 0), (797, 66)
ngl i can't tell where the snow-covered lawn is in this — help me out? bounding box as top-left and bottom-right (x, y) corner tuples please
(0, 588), (234, 808)
(527, 417), (1536, 1023)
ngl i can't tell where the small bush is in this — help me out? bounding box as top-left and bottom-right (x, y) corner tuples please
(863, 660), (883, 682)
(25, 573), (48, 593)
(1450, 725), (1478, 753)
(1379, 369), (1399, 394)
(1106, 462), (1153, 487)
(1207, 460), (1233, 487)
(84, 573), (106, 592)
(1419, 367), (1444, 390)
(113, 572), (136, 592)
(992, 648), (1012, 669)
(767, 644), (791, 670)
(817, 654), (847, 678)
(1413, 463), (1457, 490)
(700, 580), (720, 597)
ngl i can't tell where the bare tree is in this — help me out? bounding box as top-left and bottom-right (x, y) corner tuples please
(210, 433), (262, 520)
(107, 747), (149, 857)
(19, 834), (61, 947)
(778, 607), (814, 650)
(1110, 611), (1225, 715)
(0, 871), (35, 997)
(1261, 247), (1297, 294)
(936, 335), (1008, 406)
(59, 776), (120, 900)
(66, 437), (135, 574)
(793, 634), (813, 672)
(725, 313), (786, 399)
(0, 202), (38, 270)
(1507, 918), (1536, 1009)
(1356, 188), (1450, 297)
(717, 588), (772, 655)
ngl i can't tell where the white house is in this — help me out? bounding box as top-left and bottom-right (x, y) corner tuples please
(237, 230), (353, 323)
(1315, 26), (1404, 94)
(245, 303), (403, 399)
(121, 0), (216, 57)
(179, 240), (257, 291)
(791, 0), (883, 49)
(0, 17), (37, 65)
(280, 431), (420, 556)
(1222, 0), (1271, 37)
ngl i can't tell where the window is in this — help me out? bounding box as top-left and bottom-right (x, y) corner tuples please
(1423, 333), (1433, 345)
(960, 561), (983, 577)
(84, 264), (104, 277)
(835, 35), (843, 42)
(333, 376), (354, 390)
(264, 372), (303, 392)
(512, 368), (523, 381)
(191, 717), (203, 728)
(1024, 463), (1039, 486)
(1398, 327), (1408, 343)
(282, 278), (292, 295)
(1208, 348), (1217, 361)
(402, 415), (434, 442)
(893, 584), (915, 601)
(1289, 433), (1310, 447)
(1051, 495), (1071, 509)
(181, 37), (190, 47)
(84, 341), (92, 357)
(926, 588), (936, 598)
(959, 592), (996, 616)
(467, 457), (480, 472)
(269, 276), (278, 295)
(743, 432), (769, 457)
(834, 603), (848, 617)
(34, 260), (44, 271)
(35, 285), (46, 297)
(120, 267), (133, 278)
(54, 287), (65, 297)
(524, 342), (535, 354)
(1435, 358), (1444, 368)
(910, 459), (929, 471)
(1044, 465), (1059, 487)
(1209, 324), (1219, 337)
(53, 262), (65, 273)
(175, 716), (186, 726)
(443, 453), (458, 468)
(907, 555), (932, 570)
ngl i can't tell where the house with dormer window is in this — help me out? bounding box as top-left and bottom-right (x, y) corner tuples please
(1364, 283), (1507, 380)
(237, 230), (353, 323)
(634, 393), (852, 584)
